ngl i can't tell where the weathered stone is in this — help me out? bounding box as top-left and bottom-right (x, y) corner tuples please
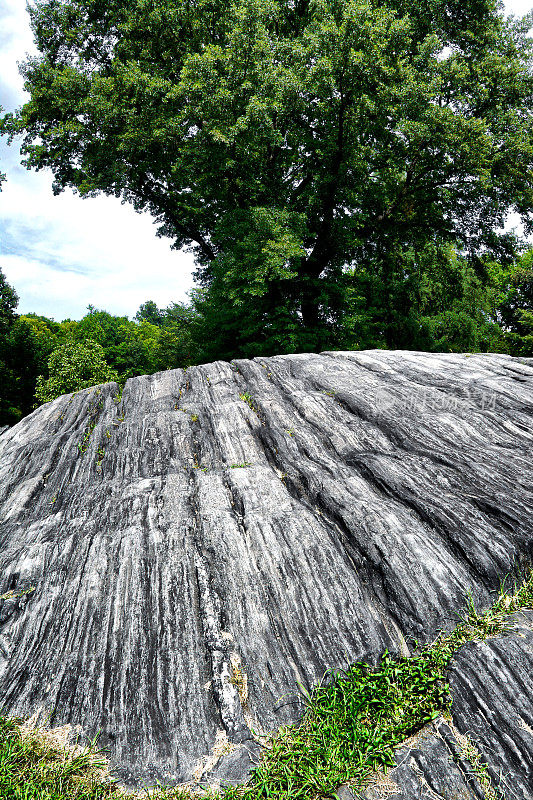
(335, 785), (358, 800)
(359, 612), (533, 799)
(448, 610), (533, 800)
(0, 351), (532, 786)
(359, 721), (487, 800)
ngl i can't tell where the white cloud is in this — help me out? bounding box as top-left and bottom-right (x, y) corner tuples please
(505, 1), (533, 15)
(0, 0), (194, 321)
(0, 168), (195, 319)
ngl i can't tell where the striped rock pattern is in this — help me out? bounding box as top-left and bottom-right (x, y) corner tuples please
(357, 611), (533, 800)
(0, 351), (532, 786)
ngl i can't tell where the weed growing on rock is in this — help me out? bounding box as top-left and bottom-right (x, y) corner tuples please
(239, 393), (258, 414)
(77, 418), (97, 455)
(1, 571), (531, 800)
(77, 397), (105, 455)
(0, 586), (35, 602)
(450, 724), (499, 800)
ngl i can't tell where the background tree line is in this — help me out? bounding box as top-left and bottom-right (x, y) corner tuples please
(1, 241), (531, 426)
(0, 278), (202, 425)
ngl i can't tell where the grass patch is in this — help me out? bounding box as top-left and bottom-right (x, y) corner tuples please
(0, 587), (35, 602)
(0, 716), (124, 799)
(1, 571), (531, 800)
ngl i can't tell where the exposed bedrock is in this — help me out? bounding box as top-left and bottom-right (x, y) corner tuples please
(0, 350), (531, 786)
(356, 610), (533, 800)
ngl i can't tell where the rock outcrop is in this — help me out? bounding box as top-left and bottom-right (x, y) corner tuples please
(0, 350), (532, 787)
(355, 610), (533, 800)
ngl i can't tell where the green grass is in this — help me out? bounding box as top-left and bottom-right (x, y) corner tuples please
(1, 570), (532, 800)
(0, 717), (124, 799)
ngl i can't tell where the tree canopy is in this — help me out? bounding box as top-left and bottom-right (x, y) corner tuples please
(0, 270), (43, 424)
(2, 0), (533, 354)
(0, 275), (204, 424)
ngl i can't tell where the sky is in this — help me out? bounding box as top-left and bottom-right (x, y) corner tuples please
(0, 1), (532, 321)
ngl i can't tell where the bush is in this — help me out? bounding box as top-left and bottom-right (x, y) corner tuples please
(35, 340), (118, 403)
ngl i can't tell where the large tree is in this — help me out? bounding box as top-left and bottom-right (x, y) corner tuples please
(3, 0), (533, 353)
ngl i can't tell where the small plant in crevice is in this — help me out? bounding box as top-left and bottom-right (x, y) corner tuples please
(179, 408), (199, 422)
(192, 452), (208, 472)
(259, 363), (273, 379)
(77, 396), (105, 456)
(229, 663), (248, 707)
(77, 418), (97, 455)
(239, 392), (259, 414)
(0, 586), (35, 602)
(452, 727), (499, 800)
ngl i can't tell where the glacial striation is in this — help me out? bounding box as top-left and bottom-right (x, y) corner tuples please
(0, 350), (532, 787)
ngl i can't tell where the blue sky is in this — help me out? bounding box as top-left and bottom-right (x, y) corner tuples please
(0, 0), (531, 320)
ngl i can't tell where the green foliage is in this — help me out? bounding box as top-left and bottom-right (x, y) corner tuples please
(35, 340), (118, 403)
(3, 0), (533, 353)
(73, 304), (202, 378)
(0, 715), (130, 800)
(0, 287), (206, 421)
(1, 239), (532, 421)
(1, 569), (531, 800)
(488, 250), (533, 356)
(0, 106), (5, 189)
(0, 269), (18, 327)
(338, 242), (529, 354)
(0, 271), (44, 425)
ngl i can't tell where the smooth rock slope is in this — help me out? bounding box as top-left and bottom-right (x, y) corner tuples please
(0, 350), (532, 786)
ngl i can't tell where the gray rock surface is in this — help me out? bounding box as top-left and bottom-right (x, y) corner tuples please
(357, 611), (533, 799)
(0, 350), (532, 786)
(352, 721), (491, 800)
(448, 611), (533, 799)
